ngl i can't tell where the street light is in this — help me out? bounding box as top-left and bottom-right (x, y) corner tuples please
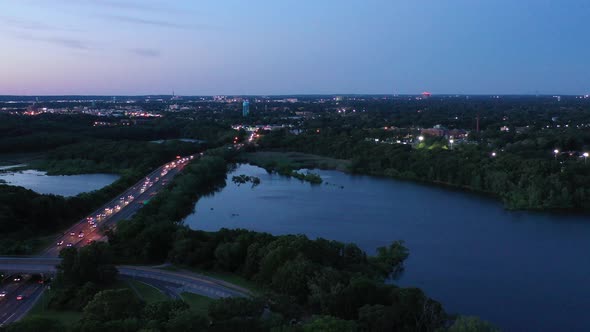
(418, 136), (424, 142)
(584, 152), (589, 164)
(491, 152), (496, 157)
(449, 139), (454, 150)
(553, 149), (559, 160)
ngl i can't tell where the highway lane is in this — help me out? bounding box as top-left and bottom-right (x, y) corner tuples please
(0, 278), (44, 327)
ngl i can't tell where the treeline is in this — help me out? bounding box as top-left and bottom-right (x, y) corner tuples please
(0, 136), (208, 254)
(0, 113), (238, 159)
(0, 113), (238, 253)
(7, 151), (501, 331)
(104, 154), (450, 331)
(35, 139), (201, 175)
(258, 130), (590, 211)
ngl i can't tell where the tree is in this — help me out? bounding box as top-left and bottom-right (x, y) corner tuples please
(6, 317), (64, 332)
(447, 316), (500, 332)
(208, 297), (265, 322)
(164, 309), (209, 332)
(57, 242), (118, 286)
(82, 289), (144, 323)
(302, 315), (357, 332)
(358, 304), (399, 332)
(271, 255), (315, 302)
(371, 240), (409, 278)
(142, 300), (189, 324)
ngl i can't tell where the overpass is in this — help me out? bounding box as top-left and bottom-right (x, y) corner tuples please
(0, 257), (251, 299)
(0, 257), (59, 274)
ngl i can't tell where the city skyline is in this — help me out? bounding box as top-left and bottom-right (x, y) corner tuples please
(1, 0), (589, 95)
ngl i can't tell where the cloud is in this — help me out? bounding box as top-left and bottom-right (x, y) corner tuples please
(44, 0), (187, 14)
(130, 48), (160, 57)
(100, 14), (203, 30)
(0, 15), (79, 32)
(16, 33), (91, 50)
(86, 0), (164, 12)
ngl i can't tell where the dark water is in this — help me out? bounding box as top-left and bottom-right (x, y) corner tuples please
(184, 164), (590, 332)
(0, 170), (119, 197)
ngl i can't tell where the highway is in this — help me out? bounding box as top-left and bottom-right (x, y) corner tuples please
(0, 275), (44, 327)
(0, 262), (252, 326)
(43, 155), (194, 257)
(0, 154), (197, 326)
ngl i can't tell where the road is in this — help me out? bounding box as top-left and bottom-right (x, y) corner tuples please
(0, 275), (44, 327)
(0, 261), (252, 298)
(43, 155), (194, 257)
(0, 263), (252, 326)
(0, 154), (196, 326)
(118, 266), (252, 299)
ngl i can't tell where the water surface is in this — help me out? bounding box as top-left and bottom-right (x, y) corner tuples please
(0, 170), (119, 197)
(185, 164), (590, 332)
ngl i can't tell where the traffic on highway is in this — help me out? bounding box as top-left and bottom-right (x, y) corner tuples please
(0, 274), (45, 327)
(43, 155), (195, 257)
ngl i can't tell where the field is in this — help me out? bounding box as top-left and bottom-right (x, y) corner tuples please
(240, 151), (350, 172)
(179, 292), (214, 316)
(125, 279), (167, 303)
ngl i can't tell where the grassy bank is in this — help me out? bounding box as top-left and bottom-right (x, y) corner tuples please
(180, 293), (214, 316)
(239, 151), (350, 172)
(27, 289), (83, 326)
(0, 152), (45, 167)
(125, 279), (167, 303)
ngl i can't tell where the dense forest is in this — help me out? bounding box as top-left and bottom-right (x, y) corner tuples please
(9, 152), (476, 332)
(257, 130), (590, 210)
(4, 96), (584, 330)
(251, 96), (590, 212)
(0, 114), (235, 254)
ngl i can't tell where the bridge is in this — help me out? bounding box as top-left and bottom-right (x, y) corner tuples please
(0, 257), (60, 274)
(0, 257), (250, 299)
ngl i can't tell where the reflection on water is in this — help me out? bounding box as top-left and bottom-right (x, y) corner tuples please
(185, 164), (590, 332)
(0, 170), (119, 197)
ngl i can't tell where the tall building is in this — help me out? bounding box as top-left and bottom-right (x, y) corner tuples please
(242, 100), (250, 117)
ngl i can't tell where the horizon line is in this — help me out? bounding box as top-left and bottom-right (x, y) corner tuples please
(0, 93), (587, 98)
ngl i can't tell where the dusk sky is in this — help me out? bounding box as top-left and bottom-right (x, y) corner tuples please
(1, 0), (589, 95)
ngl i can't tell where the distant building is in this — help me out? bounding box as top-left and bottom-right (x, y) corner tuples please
(421, 125), (468, 139)
(421, 127), (446, 137)
(242, 100), (250, 117)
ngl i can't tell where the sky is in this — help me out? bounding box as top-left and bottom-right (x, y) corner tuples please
(0, 0), (589, 95)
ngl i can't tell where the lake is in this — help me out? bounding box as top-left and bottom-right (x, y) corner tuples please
(0, 170), (120, 197)
(185, 164), (590, 332)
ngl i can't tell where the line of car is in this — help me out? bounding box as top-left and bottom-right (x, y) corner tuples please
(0, 275), (44, 302)
(54, 155), (193, 249)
